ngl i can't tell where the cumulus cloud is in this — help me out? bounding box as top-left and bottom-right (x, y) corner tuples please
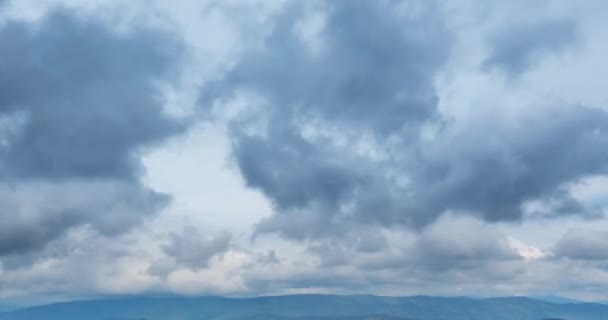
(200, 0), (451, 238)
(412, 104), (608, 223)
(200, 0), (608, 241)
(0, 8), (185, 258)
(0, 11), (185, 180)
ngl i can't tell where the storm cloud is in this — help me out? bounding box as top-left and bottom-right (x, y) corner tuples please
(0, 9), (185, 257)
(201, 0), (451, 237)
(200, 0), (608, 240)
(0, 11), (185, 180)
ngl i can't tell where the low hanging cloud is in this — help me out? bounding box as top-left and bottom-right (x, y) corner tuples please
(304, 215), (521, 273)
(0, 181), (167, 257)
(242, 217), (528, 296)
(161, 227), (232, 270)
(201, 0), (608, 241)
(0, 9), (185, 258)
(408, 216), (520, 272)
(553, 229), (608, 260)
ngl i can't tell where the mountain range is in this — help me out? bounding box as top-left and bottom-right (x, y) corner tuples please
(0, 294), (606, 320)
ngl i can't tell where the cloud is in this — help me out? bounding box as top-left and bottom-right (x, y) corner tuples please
(0, 10), (185, 180)
(408, 215), (520, 272)
(0, 226), (164, 300)
(161, 227), (232, 270)
(201, 0), (452, 238)
(3, 0), (608, 303)
(243, 216), (528, 296)
(409, 104), (608, 223)
(0, 181), (167, 257)
(199, 0), (608, 241)
(554, 229), (608, 260)
(307, 229), (390, 267)
(202, 0), (449, 135)
(0, 9), (185, 257)
(305, 215), (521, 273)
(483, 18), (578, 77)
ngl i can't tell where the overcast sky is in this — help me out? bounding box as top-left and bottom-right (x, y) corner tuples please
(2, 0), (608, 306)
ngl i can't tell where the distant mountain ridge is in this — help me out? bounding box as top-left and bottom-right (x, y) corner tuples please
(0, 294), (606, 320)
(533, 296), (582, 304)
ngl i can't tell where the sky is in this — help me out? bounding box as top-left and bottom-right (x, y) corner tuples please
(2, 0), (608, 306)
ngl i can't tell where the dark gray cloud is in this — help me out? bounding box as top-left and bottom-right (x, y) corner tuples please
(0, 11), (185, 180)
(407, 105), (608, 223)
(0, 9), (185, 257)
(483, 18), (578, 77)
(199, 0), (608, 241)
(202, 0), (451, 234)
(201, 0), (451, 237)
(554, 229), (608, 260)
(202, 0), (449, 136)
(233, 132), (368, 213)
(161, 227), (232, 269)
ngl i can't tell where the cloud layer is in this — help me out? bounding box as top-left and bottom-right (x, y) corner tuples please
(2, 0), (608, 304)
